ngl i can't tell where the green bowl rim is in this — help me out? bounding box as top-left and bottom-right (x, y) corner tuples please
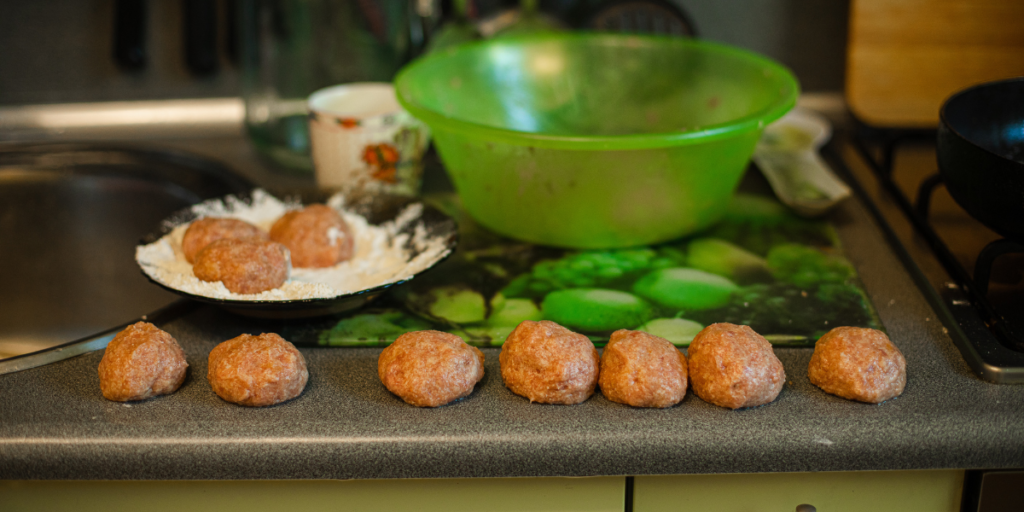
(395, 32), (800, 150)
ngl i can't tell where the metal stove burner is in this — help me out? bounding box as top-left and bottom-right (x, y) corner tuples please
(848, 130), (1024, 383)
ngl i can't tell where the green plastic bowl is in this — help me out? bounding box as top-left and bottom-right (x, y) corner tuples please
(395, 33), (799, 248)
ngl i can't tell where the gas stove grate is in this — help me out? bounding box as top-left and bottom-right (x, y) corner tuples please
(845, 129), (1024, 383)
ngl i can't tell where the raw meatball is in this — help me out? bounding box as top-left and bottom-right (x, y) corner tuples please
(192, 238), (290, 294)
(500, 320), (599, 405)
(98, 321), (188, 402)
(688, 323), (785, 409)
(270, 204), (354, 268)
(378, 330), (485, 407)
(181, 217), (268, 263)
(207, 333), (308, 407)
(808, 326), (906, 403)
(599, 329), (688, 408)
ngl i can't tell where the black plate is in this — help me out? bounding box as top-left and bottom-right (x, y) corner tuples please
(138, 191), (459, 319)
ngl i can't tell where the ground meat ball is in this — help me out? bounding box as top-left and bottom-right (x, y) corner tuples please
(378, 330), (485, 407)
(181, 217), (269, 264)
(688, 323), (785, 409)
(207, 333), (308, 407)
(192, 238), (290, 294)
(808, 326), (906, 403)
(500, 320), (599, 405)
(599, 329), (688, 408)
(98, 321), (188, 402)
(269, 204), (354, 268)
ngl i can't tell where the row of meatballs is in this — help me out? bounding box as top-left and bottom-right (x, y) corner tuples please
(389, 320), (906, 409)
(98, 322), (308, 407)
(97, 320), (906, 409)
(185, 204), (353, 294)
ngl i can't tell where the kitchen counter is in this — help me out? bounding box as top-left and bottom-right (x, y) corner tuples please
(1, 107), (1023, 483)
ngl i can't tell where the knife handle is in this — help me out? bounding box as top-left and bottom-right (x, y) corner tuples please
(113, 0), (147, 70)
(183, 0), (219, 76)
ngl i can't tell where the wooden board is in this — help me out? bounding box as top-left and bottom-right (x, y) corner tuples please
(846, 0), (1024, 128)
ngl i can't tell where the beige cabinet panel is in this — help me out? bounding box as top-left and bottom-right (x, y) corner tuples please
(635, 470), (963, 512)
(0, 477), (625, 512)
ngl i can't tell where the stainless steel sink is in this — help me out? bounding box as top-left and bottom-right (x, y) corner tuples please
(0, 144), (251, 359)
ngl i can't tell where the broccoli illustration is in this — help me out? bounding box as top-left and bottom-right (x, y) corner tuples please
(767, 243), (855, 288)
(502, 247), (686, 299)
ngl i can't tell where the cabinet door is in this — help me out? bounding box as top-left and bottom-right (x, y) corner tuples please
(0, 476), (625, 512)
(634, 470), (963, 512)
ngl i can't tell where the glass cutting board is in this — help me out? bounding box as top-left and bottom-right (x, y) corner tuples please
(284, 186), (881, 349)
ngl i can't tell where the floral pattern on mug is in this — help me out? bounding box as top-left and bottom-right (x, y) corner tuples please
(362, 143), (401, 183)
(337, 117), (360, 128)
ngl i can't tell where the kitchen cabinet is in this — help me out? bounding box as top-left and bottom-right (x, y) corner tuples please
(634, 470), (963, 512)
(0, 477), (625, 512)
(1, 470), (966, 511)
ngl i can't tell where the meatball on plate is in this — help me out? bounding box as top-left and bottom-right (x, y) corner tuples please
(181, 217), (268, 264)
(192, 238), (290, 294)
(270, 204), (354, 268)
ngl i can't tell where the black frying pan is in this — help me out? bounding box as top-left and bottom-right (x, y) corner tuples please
(937, 77), (1024, 241)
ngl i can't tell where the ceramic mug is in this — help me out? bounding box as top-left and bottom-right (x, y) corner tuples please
(308, 83), (430, 197)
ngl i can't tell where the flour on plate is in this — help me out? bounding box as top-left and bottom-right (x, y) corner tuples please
(135, 189), (452, 301)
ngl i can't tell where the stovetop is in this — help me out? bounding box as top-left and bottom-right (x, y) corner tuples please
(833, 128), (1024, 383)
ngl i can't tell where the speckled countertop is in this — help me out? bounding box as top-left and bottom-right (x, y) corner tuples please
(1, 132), (1023, 480)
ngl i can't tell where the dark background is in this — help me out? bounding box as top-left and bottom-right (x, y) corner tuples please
(0, 0), (848, 106)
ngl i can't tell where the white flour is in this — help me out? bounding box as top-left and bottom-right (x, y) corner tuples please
(135, 189), (453, 301)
